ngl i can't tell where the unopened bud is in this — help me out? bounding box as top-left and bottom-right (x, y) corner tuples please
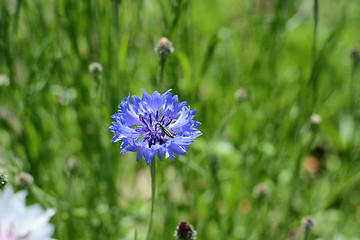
(0, 169), (8, 189)
(310, 113), (321, 125)
(155, 37), (174, 58)
(15, 172), (34, 188)
(302, 216), (315, 230)
(174, 221), (197, 240)
(67, 157), (79, 173)
(0, 74), (10, 87)
(89, 62), (103, 74)
(253, 183), (268, 198)
(234, 88), (248, 102)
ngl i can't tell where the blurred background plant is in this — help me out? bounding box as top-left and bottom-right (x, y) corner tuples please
(0, 0), (360, 239)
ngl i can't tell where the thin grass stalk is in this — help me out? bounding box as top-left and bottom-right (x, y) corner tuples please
(312, 0), (318, 57)
(311, 0), (319, 105)
(113, 0), (122, 97)
(13, 0), (22, 34)
(284, 124), (318, 235)
(67, 169), (75, 239)
(350, 50), (359, 111)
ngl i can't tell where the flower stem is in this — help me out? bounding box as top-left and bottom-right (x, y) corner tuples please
(158, 57), (166, 91)
(303, 228), (310, 240)
(146, 158), (157, 240)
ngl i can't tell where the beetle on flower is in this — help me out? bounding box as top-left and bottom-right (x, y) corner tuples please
(109, 89), (201, 165)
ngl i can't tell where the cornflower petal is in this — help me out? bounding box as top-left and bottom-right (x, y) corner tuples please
(109, 89), (201, 164)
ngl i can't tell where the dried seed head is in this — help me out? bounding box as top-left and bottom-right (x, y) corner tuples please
(155, 37), (174, 57)
(0, 169), (8, 189)
(89, 62), (103, 74)
(0, 74), (10, 87)
(174, 221), (197, 240)
(302, 216), (315, 230)
(15, 172), (34, 188)
(310, 113), (321, 125)
(234, 88), (248, 102)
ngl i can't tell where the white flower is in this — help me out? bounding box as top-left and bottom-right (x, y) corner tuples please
(0, 185), (56, 240)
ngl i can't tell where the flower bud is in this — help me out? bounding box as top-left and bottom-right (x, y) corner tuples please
(15, 172), (34, 188)
(302, 216), (315, 230)
(0, 74), (10, 87)
(0, 169), (8, 189)
(310, 113), (321, 125)
(155, 37), (174, 58)
(253, 183), (268, 198)
(234, 88), (248, 102)
(174, 221), (197, 240)
(67, 157), (79, 173)
(89, 62), (103, 74)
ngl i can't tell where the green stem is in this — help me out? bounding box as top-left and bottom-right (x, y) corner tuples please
(67, 171), (75, 239)
(146, 158), (157, 240)
(158, 57), (166, 91)
(311, 0), (319, 106)
(113, 0), (122, 98)
(303, 228), (310, 240)
(285, 126), (317, 234)
(312, 0), (318, 58)
(350, 60), (359, 112)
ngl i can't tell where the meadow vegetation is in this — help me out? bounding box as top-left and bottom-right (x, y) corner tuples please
(1, 0), (360, 239)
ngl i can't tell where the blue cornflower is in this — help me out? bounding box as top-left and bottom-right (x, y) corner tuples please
(109, 89), (202, 165)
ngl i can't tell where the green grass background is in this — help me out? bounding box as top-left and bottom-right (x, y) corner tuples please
(1, 0), (360, 239)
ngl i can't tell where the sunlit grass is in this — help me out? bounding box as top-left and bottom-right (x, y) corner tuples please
(1, 0), (360, 239)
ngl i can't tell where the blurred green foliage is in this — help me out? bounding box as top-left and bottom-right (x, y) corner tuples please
(1, 0), (360, 239)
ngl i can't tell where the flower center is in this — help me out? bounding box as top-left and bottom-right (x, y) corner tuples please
(137, 111), (175, 148)
(0, 229), (24, 240)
